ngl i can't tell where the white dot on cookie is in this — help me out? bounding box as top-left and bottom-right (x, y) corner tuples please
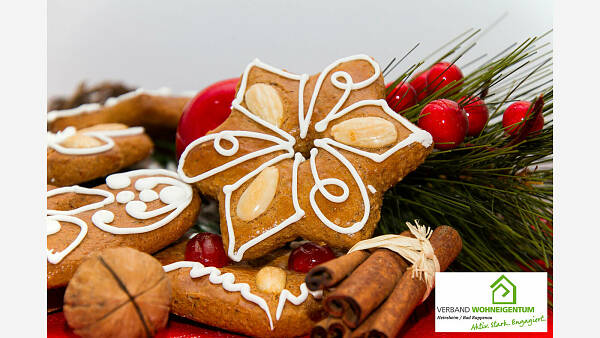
(46, 218), (61, 235)
(116, 191), (135, 204)
(139, 189), (159, 202)
(107, 174), (131, 189)
(160, 186), (187, 205)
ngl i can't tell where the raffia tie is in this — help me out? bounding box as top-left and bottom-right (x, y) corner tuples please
(347, 220), (440, 303)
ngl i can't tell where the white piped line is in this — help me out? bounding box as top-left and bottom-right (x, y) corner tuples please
(163, 261), (275, 330)
(47, 126), (145, 155)
(46, 169), (194, 264)
(47, 88), (197, 123)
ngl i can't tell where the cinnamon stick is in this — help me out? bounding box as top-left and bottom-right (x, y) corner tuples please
(306, 231), (412, 292)
(305, 250), (370, 291)
(353, 225), (462, 338)
(311, 316), (352, 338)
(311, 317), (333, 338)
(328, 317), (352, 338)
(324, 249), (408, 327)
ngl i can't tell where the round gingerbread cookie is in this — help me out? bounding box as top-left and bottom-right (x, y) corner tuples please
(46, 169), (201, 289)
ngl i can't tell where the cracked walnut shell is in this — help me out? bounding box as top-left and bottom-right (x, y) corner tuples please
(63, 247), (171, 338)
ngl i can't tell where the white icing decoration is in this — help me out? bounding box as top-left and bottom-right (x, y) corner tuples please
(178, 55), (433, 263)
(93, 170), (194, 234)
(47, 126), (76, 145)
(159, 186), (186, 205)
(275, 283), (323, 320)
(163, 261), (321, 330)
(46, 215), (88, 264)
(90, 127), (145, 137)
(368, 185), (377, 194)
(307, 55), (381, 138)
(46, 218), (61, 235)
(47, 126), (145, 155)
(163, 261), (274, 329)
(47, 186), (115, 216)
(309, 147), (369, 234)
(105, 87), (172, 107)
(47, 103), (101, 123)
(106, 174), (131, 189)
(116, 191), (135, 204)
(47, 88), (197, 123)
(139, 189), (159, 202)
(92, 209), (114, 224)
(46, 169), (194, 264)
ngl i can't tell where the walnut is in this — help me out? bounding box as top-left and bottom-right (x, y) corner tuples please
(63, 247), (171, 338)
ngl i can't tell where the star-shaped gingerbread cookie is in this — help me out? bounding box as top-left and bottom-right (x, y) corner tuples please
(178, 55), (433, 261)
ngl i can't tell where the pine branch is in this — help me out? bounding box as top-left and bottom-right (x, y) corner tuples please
(380, 32), (553, 286)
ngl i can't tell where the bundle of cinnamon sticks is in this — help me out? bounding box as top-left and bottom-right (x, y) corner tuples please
(306, 225), (462, 338)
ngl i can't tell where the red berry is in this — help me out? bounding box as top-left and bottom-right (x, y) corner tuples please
(460, 96), (489, 136)
(386, 82), (417, 113)
(418, 99), (468, 150)
(185, 232), (230, 268)
(502, 101), (544, 137)
(175, 78), (238, 159)
(426, 62), (463, 96)
(288, 242), (335, 273)
(409, 70), (429, 101)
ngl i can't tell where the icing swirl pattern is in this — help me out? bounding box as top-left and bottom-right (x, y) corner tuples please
(46, 169), (194, 264)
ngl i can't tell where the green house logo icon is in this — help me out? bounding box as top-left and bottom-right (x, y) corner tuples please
(490, 274), (516, 304)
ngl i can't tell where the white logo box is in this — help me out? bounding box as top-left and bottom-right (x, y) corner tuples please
(435, 272), (548, 332)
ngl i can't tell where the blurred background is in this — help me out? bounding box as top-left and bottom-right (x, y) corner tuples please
(48, 0), (552, 97)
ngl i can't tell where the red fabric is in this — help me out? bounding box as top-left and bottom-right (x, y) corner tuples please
(47, 307), (552, 337)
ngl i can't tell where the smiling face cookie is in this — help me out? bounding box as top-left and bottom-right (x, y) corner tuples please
(47, 169), (201, 288)
(178, 55), (433, 262)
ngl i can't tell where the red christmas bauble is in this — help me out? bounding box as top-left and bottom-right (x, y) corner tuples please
(386, 82), (417, 113)
(175, 78), (239, 159)
(460, 96), (489, 136)
(418, 99), (468, 150)
(426, 62), (463, 95)
(288, 242), (335, 273)
(185, 232), (230, 268)
(502, 101), (544, 137)
(409, 70), (429, 101)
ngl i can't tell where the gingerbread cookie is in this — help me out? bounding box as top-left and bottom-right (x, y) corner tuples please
(178, 55), (433, 261)
(47, 123), (153, 186)
(48, 81), (134, 112)
(47, 87), (195, 133)
(157, 239), (325, 337)
(47, 169), (201, 289)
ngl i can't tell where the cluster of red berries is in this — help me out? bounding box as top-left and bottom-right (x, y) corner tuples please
(386, 62), (464, 114)
(387, 62), (544, 150)
(184, 232), (335, 273)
